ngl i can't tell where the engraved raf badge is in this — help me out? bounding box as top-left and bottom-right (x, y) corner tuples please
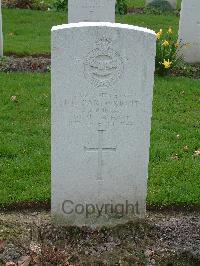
(84, 38), (124, 87)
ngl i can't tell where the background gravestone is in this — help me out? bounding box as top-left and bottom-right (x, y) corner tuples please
(146, 0), (177, 10)
(68, 0), (115, 23)
(0, 0), (3, 57)
(51, 22), (156, 226)
(178, 0), (200, 63)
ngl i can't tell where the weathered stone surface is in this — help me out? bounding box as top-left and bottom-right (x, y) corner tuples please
(51, 22), (156, 226)
(68, 0), (115, 23)
(178, 0), (200, 63)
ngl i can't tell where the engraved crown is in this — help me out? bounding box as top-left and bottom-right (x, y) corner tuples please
(96, 38), (111, 51)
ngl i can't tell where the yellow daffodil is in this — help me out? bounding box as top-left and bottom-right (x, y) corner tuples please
(167, 27), (173, 34)
(156, 29), (163, 40)
(156, 32), (161, 39)
(162, 59), (172, 69)
(162, 40), (170, 46)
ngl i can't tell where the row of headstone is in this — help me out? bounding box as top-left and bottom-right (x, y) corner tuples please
(178, 0), (200, 63)
(51, 1), (156, 226)
(0, 0), (3, 57)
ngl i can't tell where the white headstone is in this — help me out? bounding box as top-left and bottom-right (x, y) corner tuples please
(68, 0), (115, 23)
(51, 22), (156, 226)
(146, 0), (177, 9)
(178, 0), (200, 63)
(0, 0), (3, 57)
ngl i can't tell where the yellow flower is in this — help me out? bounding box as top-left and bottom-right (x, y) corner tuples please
(162, 59), (172, 69)
(156, 29), (163, 40)
(162, 40), (170, 46)
(167, 27), (173, 34)
(156, 32), (161, 40)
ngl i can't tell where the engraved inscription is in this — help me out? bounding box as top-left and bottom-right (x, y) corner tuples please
(64, 92), (139, 129)
(80, 0), (114, 9)
(84, 130), (116, 180)
(84, 38), (124, 87)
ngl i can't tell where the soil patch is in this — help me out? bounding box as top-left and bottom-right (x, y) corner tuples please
(127, 7), (145, 14)
(0, 210), (200, 265)
(171, 64), (200, 79)
(0, 56), (51, 73)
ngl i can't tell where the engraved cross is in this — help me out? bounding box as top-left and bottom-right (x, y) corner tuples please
(84, 130), (116, 181)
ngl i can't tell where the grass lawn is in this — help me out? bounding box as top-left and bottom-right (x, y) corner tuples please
(0, 73), (51, 204)
(3, 9), (66, 55)
(0, 73), (199, 206)
(3, 8), (180, 55)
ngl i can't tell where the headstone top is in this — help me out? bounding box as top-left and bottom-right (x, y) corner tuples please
(52, 22), (156, 36)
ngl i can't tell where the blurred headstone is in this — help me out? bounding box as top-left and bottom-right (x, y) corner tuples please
(178, 0), (200, 63)
(68, 0), (115, 23)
